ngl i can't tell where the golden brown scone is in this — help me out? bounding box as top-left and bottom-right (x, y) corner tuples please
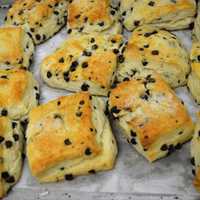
(0, 117), (24, 198)
(116, 25), (190, 88)
(188, 42), (200, 104)
(0, 68), (39, 120)
(120, 0), (196, 31)
(191, 113), (200, 192)
(67, 0), (121, 34)
(5, 0), (68, 45)
(27, 92), (117, 182)
(0, 26), (34, 69)
(193, 1), (200, 41)
(41, 33), (123, 96)
(109, 69), (194, 162)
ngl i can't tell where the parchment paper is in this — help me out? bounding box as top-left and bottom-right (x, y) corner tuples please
(0, 4), (200, 200)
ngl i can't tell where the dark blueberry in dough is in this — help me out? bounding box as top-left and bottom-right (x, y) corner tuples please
(6, 176), (15, 183)
(160, 144), (168, 151)
(47, 71), (52, 78)
(148, 1), (155, 6)
(130, 138), (137, 145)
(5, 140), (13, 148)
(1, 109), (8, 116)
(151, 50), (159, 55)
(35, 34), (41, 41)
(85, 148), (92, 155)
(64, 139), (72, 145)
(13, 134), (19, 141)
(110, 106), (120, 114)
(191, 157), (195, 166)
(0, 136), (5, 143)
(81, 83), (89, 91)
(1, 171), (9, 179)
(64, 174), (74, 181)
(88, 169), (96, 174)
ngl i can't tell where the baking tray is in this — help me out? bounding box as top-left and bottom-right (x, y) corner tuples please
(1, 3), (200, 200)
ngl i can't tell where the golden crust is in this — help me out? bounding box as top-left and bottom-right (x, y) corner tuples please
(0, 68), (39, 120)
(27, 92), (117, 182)
(0, 117), (24, 198)
(67, 0), (121, 34)
(188, 42), (200, 104)
(109, 69), (193, 161)
(117, 25), (190, 88)
(0, 26), (34, 68)
(41, 33), (123, 96)
(5, 0), (68, 44)
(27, 93), (101, 176)
(120, 0), (196, 31)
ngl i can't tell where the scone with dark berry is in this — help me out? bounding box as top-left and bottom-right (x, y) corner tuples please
(41, 33), (123, 96)
(0, 68), (39, 120)
(116, 25), (190, 88)
(0, 117), (24, 198)
(120, 0), (196, 31)
(67, 0), (121, 34)
(109, 69), (194, 162)
(0, 26), (34, 69)
(5, 0), (68, 44)
(26, 92), (117, 182)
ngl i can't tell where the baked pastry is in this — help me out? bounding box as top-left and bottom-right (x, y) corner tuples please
(109, 69), (194, 162)
(120, 0), (196, 31)
(191, 113), (200, 192)
(67, 0), (121, 34)
(116, 25), (190, 88)
(5, 0), (68, 45)
(0, 117), (24, 198)
(188, 42), (200, 104)
(41, 33), (123, 96)
(26, 92), (117, 182)
(0, 68), (39, 120)
(193, 1), (200, 41)
(0, 26), (34, 69)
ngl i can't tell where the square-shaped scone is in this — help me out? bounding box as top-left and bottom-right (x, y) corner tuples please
(116, 25), (190, 88)
(120, 0), (196, 31)
(26, 92), (117, 182)
(41, 33), (123, 96)
(5, 0), (68, 45)
(0, 26), (34, 69)
(188, 42), (200, 104)
(0, 117), (24, 198)
(67, 0), (121, 34)
(191, 113), (200, 192)
(0, 68), (39, 120)
(109, 69), (194, 162)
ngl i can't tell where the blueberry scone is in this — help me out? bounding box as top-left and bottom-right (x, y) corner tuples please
(67, 0), (121, 34)
(0, 117), (24, 198)
(0, 68), (39, 120)
(5, 0), (68, 45)
(120, 0), (196, 31)
(109, 69), (194, 162)
(0, 26), (34, 69)
(26, 92), (117, 182)
(41, 33), (123, 96)
(191, 113), (200, 192)
(188, 42), (200, 104)
(116, 25), (190, 88)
